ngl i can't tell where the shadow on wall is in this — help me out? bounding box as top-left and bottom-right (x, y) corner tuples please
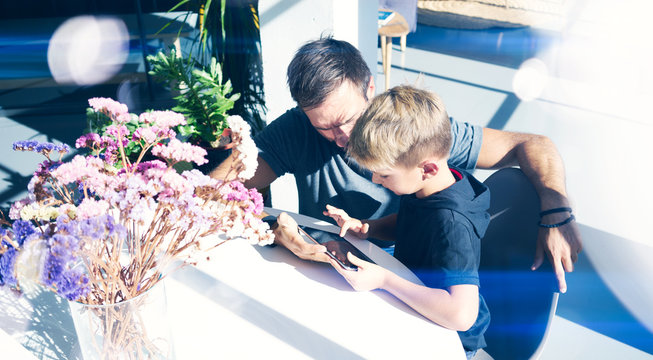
(558, 224), (653, 355)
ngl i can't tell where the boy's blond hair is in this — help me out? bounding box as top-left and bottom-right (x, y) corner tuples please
(348, 85), (452, 170)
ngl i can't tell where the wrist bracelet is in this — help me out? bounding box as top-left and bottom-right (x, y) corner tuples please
(539, 207), (572, 217)
(538, 214), (575, 228)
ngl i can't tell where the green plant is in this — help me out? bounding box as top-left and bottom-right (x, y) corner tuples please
(162, 0), (266, 134)
(147, 48), (240, 148)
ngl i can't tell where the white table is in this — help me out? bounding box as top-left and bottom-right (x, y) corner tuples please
(0, 208), (466, 359)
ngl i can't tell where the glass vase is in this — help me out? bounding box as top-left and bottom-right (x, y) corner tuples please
(69, 282), (174, 360)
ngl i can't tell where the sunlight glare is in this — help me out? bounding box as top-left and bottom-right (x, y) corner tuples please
(47, 16), (129, 85)
(512, 58), (549, 102)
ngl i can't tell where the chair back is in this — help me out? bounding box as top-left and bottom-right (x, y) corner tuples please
(480, 168), (558, 360)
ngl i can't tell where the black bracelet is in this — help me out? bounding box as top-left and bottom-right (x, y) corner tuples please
(539, 207), (572, 217)
(538, 214), (575, 228)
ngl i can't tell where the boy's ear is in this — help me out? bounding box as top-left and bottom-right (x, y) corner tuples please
(422, 161), (439, 179)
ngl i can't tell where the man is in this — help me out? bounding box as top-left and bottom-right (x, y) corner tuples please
(211, 37), (582, 293)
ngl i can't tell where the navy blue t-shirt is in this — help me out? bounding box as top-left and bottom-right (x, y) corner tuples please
(394, 168), (491, 352)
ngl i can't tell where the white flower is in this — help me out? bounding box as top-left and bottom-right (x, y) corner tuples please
(15, 238), (47, 295)
(226, 115), (259, 180)
(19, 203), (59, 222)
(226, 115), (250, 134)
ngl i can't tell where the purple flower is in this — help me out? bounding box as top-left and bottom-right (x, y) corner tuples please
(75, 133), (102, 149)
(0, 247), (18, 286)
(12, 220), (36, 246)
(13, 140), (39, 151)
(41, 250), (90, 301)
(13, 140), (69, 156)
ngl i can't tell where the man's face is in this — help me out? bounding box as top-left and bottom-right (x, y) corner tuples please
(304, 79), (374, 148)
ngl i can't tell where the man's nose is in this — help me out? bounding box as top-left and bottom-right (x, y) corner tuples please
(333, 127), (349, 148)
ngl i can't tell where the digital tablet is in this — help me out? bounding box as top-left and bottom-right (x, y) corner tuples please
(298, 225), (375, 271)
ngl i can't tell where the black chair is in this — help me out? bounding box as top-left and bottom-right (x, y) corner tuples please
(479, 168), (559, 360)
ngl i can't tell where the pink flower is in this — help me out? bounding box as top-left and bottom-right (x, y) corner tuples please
(75, 133), (102, 149)
(88, 97), (130, 123)
(139, 110), (186, 129)
(161, 170), (193, 195)
(151, 139), (208, 165)
(105, 125), (130, 140)
(51, 155), (114, 196)
(132, 127), (158, 144)
(76, 198), (110, 220)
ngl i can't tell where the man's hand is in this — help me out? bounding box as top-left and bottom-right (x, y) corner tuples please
(532, 214), (583, 294)
(478, 128), (584, 293)
(273, 212), (331, 263)
(323, 204), (369, 238)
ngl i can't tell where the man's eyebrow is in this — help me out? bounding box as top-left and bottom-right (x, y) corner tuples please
(314, 116), (356, 131)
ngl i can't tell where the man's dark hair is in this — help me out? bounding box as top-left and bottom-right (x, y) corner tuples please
(287, 36), (372, 109)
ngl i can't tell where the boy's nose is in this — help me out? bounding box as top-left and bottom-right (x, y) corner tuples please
(371, 173), (381, 184)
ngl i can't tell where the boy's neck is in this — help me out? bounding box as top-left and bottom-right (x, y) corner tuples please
(416, 167), (457, 199)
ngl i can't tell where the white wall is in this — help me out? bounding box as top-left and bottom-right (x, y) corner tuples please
(259, 0), (377, 212)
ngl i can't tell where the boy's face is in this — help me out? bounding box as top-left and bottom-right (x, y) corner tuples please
(304, 78), (375, 148)
(371, 164), (424, 196)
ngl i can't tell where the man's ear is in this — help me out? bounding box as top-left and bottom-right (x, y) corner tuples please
(422, 161), (439, 179)
(366, 76), (376, 99)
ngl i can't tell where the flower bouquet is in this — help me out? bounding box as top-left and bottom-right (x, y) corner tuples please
(0, 97), (273, 359)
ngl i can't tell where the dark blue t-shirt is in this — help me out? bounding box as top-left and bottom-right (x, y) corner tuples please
(255, 107), (483, 223)
(394, 168), (491, 352)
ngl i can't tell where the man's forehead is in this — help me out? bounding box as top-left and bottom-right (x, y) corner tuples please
(308, 101), (365, 128)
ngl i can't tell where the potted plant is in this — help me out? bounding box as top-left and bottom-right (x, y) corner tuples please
(147, 48), (239, 149)
(163, 0), (267, 134)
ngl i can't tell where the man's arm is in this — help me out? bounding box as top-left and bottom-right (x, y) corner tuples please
(478, 128), (583, 293)
(211, 153), (331, 262)
(210, 153), (278, 190)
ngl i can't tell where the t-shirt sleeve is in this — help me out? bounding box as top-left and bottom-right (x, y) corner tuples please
(254, 109), (306, 177)
(428, 220), (480, 288)
(448, 117), (483, 170)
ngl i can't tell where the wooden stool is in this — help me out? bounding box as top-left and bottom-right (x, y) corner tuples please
(378, 9), (409, 90)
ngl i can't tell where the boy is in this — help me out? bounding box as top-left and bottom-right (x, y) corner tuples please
(324, 85), (490, 358)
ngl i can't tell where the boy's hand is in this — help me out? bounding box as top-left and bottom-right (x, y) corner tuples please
(274, 212), (330, 263)
(329, 252), (387, 292)
(323, 204), (370, 239)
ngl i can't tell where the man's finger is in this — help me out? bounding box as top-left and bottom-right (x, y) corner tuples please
(531, 240), (544, 271)
(562, 253), (575, 273)
(553, 260), (568, 293)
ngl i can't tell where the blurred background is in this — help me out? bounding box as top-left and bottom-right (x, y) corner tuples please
(1, 0), (651, 358)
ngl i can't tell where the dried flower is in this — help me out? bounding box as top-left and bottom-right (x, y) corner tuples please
(0, 98), (273, 305)
(226, 115), (259, 180)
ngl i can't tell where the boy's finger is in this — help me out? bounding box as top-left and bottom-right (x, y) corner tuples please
(339, 223), (350, 237)
(328, 257), (347, 275)
(347, 252), (364, 267)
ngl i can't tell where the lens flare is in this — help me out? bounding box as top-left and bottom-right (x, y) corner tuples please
(512, 58), (549, 102)
(47, 16), (129, 85)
